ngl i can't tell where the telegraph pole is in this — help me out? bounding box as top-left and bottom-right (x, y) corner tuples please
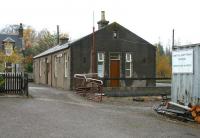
(172, 29), (175, 49)
(91, 12), (97, 74)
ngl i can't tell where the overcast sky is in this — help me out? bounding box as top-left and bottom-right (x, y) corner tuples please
(0, 0), (200, 48)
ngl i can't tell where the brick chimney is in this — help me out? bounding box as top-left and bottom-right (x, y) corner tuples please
(18, 23), (23, 38)
(59, 36), (69, 45)
(97, 11), (109, 30)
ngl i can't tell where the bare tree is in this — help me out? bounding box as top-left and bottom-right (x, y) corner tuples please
(0, 24), (20, 34)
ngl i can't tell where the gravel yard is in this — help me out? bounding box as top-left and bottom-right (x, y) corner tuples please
(0, 83), (199, 138)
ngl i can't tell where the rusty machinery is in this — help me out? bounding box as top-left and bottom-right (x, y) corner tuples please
(74, 73), (103, 102)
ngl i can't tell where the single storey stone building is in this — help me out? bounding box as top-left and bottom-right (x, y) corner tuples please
(33, 12), (156, 90)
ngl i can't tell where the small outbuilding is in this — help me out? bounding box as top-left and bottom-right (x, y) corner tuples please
(172, 43), (200, 106)
(33, 11), (156, 90)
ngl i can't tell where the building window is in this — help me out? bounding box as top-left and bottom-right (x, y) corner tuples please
(97, 52), (105, 78)
(54, 56), (58, 78)
(64, 53), (68, 77)
(16, 64), (20, 72)
(39, 60), (42, 77)
(5, 62), (12, 72)
(113, 30), (118, 39)
(110, 53), (120, 60)
(5, 42), (13, 56)
(125, 53), (132, 78)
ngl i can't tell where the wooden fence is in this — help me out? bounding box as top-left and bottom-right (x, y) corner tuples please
(0, 73), (28, 96)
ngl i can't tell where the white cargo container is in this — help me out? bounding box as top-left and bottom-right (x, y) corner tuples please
(172, 44), (200, 106)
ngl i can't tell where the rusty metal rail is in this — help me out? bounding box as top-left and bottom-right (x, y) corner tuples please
(74, 73), (103, 102)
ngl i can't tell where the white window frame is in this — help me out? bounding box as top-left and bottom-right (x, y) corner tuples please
(125, 53), (132, 78)
(98, 52), (104, 62)
(97, 52), (105, 78)
(126, 53), (132, 62)
(64, 53), (68, 77)
(54, 56), (58, 78)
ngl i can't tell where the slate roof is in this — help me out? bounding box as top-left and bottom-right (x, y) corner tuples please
(33, 22), (154, 59)
(0, 34), (23, 49)
(174, 43), (200, 49)
(33, 43), (70, 59)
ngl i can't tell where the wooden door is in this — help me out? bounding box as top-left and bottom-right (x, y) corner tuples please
(110, 60), (120, 87)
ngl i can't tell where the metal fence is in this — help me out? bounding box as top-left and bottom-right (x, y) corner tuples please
(73, 74), (171, 99)
(100, 77), (171, 97)
(100, 77), (171, 87)
(0, 73), (29, 96)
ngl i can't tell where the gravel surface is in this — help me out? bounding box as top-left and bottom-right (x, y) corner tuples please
(0, 83), (199, 138)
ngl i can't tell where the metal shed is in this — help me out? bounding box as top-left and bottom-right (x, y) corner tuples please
(172, 44), (200, 106)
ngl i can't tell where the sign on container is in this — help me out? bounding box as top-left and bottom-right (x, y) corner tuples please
(172, 49), (193, 74)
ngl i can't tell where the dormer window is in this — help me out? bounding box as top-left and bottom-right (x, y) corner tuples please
(5, 42), (13, 56)
(3, 37), (15, 56)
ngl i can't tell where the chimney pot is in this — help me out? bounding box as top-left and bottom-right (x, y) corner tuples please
(59, 37), (69, 45)
(101, 11), (105, 21)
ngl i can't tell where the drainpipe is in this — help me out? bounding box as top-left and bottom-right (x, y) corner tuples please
(51, 55), (52, 87)
(70, 47), (73, 90)
(172, 29), (175, 49)
(39, 58), (40, 83)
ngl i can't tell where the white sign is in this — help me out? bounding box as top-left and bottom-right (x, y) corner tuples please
(172, 49), (193, 73)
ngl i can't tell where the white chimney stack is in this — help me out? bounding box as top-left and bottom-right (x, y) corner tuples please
(101, 11), (106, 21)
(97, 11), (109, 30)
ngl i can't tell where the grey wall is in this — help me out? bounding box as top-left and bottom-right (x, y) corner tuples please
(71, 22), (156, 88)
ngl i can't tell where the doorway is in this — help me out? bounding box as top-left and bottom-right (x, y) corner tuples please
(109, 53), (120, 87)
(45, 58), (49, 85)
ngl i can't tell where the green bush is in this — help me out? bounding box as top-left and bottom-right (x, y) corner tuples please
(0, 63), (5, 72)
(0, 75), (5, 87)
(24, 63), (33, 73)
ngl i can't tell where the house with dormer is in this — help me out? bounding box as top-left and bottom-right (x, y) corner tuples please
(0, 23), (24, 72)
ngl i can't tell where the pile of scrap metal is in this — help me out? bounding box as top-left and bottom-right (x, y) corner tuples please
(74, 73), (103, 102)
(154, 100), (200, 123)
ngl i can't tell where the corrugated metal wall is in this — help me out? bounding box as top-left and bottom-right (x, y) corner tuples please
(172, 45), (200, 106)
